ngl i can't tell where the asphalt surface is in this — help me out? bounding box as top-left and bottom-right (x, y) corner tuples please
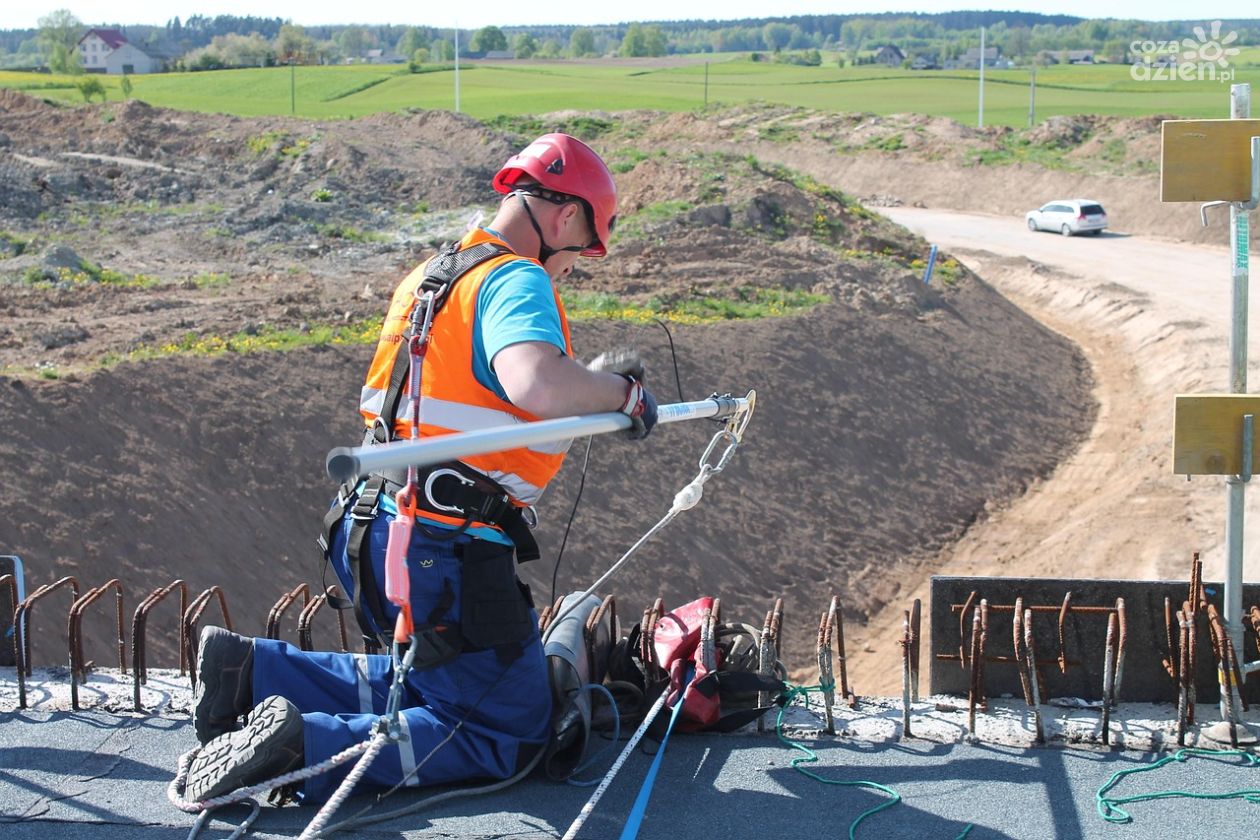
(883, 207), (1248, 330)
(4, 704), (1260, 840)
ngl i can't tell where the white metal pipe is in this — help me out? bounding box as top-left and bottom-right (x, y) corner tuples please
(326, 396), (748, 481)
(1225, 83), (1251, 698)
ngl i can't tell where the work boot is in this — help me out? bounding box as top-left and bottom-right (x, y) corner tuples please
(185, 695), (304, 802)
(193, 625), (255, 745)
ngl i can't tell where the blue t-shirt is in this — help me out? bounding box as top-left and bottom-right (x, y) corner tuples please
(471, 241), (567, 398)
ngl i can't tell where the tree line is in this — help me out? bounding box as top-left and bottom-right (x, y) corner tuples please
(5, 10), (1259, 71)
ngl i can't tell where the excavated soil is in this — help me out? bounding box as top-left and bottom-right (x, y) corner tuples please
(0, 92), (1094, 679)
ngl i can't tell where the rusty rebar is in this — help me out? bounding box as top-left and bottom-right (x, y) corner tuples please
(1114, 598), (1127, 702)
(968, 601), (983, 735)
(1249, 605), (1260, 656)
(698, 599), (719, 674)
(1176, 610), (1189, 746)
(298, 586), (350, 653)
(184, 587), (232, 689)
(909, 598), (921, 703)
(978, 600), (990, 712)
(1163, 597), (1178, 681)
(1013, 597), (1034, 707)
(1191, 552), (1203, 610)
(266, 583), (311, 641)
(959, 590), (976, 670)
(816, 599), (836, 735)
(1057, 592), (1072, 675)
(757, 597), (784, 733)
(830, 598), (854, 708)
(1101, 612), (1117, 746)
(1185, 598), (1198, 725)
(68, 579), (126, 711)
(583, 595), (617, 686)
(132, 580), (188, 712)
(901, 608), (913, 739)
(15, 576), (80, 709)
(1024, 609), (1044, 744)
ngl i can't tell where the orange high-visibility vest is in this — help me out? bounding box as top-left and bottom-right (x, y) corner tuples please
(359, 228), (573, 506)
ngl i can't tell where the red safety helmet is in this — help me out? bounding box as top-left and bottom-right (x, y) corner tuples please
(492, 133), (618, 257)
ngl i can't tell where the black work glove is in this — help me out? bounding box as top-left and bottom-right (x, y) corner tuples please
(617, 375), (658, 440)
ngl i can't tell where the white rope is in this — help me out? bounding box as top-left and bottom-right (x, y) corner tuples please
(298, 731), (391, 839)
(168, 737), (374, 813)
(560, 689), (670, 840)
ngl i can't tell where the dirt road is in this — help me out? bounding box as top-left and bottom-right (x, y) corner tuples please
(847, 207), (1259, 694)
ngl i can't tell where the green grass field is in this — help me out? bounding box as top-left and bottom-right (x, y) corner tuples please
(4, 52), (1259, 125)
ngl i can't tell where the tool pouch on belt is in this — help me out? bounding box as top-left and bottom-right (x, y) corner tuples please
(456, 539), (535, 664)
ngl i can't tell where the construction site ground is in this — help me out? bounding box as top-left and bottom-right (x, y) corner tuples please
(4, 669), (1260, 839)
(3, 93), (1260, 836)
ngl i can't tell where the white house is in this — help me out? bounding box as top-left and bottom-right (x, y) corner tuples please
(78, 28), (127, 71)
(77, 27), (166, 74)
(104, 42), (163, 75)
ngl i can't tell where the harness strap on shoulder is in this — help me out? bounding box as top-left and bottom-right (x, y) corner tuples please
(372, 240), (514, 445)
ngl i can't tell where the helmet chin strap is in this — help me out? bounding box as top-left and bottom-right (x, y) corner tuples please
(513, 191), (585, 264)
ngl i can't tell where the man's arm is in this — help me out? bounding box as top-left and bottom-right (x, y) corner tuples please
(494, 341), (632, 419)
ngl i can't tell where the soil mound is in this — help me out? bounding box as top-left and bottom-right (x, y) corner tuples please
(0, 93), (1094, 676)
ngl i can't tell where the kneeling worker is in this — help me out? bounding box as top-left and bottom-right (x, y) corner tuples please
(185, 133), (658, 802)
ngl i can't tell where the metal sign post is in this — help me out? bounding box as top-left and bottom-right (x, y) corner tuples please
(1164, 83), (1260, 741)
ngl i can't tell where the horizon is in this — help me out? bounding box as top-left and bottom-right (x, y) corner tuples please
(6, 2), (1260, 31)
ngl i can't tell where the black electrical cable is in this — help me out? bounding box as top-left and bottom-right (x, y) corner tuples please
(548, 318), (686, 609)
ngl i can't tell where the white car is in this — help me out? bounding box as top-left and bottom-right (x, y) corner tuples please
(1025, 199), (1108, 236)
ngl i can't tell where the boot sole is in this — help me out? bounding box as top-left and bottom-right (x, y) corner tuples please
(186, 695), (303, 801)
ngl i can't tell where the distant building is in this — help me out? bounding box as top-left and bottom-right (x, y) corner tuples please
(959, 46), (1002, 69)
(78, 28), (127, 72)
(873, 44), (905, 66)
(482, 50), (514, 60)
(78, 27), (167, 74)
(363, 48), (405, 64)
(1064, 49), (1095, 64)
(910, 55), (938, 70)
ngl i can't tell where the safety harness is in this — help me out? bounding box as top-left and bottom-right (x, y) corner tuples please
(318, 239), (542, 654)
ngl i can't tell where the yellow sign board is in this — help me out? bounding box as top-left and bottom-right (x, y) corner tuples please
(1172, 394), (1260, 475)
(1160, 119), (1260, 203)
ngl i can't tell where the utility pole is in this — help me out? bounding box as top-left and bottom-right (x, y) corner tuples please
(290, 60), (295, 115)
(978, 26), (985, 129)
(454, 27), (461, 114)
(1224, 82), (1252, 712)
(1028, 64), (1036, 127)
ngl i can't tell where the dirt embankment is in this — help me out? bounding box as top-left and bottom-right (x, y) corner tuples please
(0, 92), (1093, 679)
(615, 106), (1242, 248)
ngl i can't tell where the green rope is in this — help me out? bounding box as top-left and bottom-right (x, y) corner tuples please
(774, 684), (974, 840)
(1096, 748), (1260, 823)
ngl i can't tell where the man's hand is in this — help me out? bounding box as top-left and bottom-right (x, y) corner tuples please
(587, 348), (645, 382)
(618, 376), (658, 440)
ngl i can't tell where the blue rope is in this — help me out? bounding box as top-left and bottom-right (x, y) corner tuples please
(617, 666), (695, 840)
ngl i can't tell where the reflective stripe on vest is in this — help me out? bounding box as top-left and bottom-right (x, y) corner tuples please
(358, 228), (574, 505)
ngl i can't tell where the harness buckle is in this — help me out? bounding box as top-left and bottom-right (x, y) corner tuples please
(423, 468), (476, 515)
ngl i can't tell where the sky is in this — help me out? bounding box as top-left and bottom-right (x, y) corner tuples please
(6, 0), (1260, 30)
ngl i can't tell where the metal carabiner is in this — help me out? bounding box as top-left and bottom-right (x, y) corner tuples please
(423, 468), (476, 515)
